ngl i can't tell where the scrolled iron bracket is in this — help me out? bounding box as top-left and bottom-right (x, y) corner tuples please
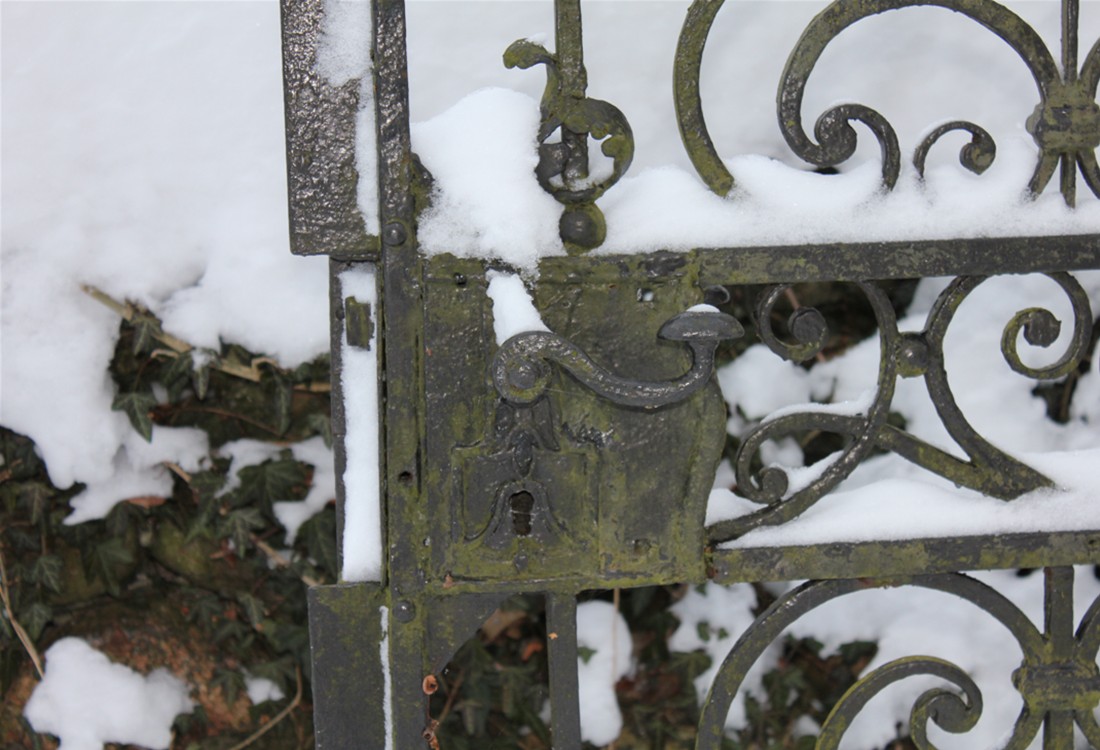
(491, 310), (743, 408)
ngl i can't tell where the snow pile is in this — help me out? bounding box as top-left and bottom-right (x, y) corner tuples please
(1, 2), (329, 504)
(575, 600), (633, 746)
(24, 638), (194, 750)
(338, 267), (383, 582)
(65, 426), (209, 525)
(412, 88), (564, 270)
(486, 271), (550, 344)
(245, 672), (285, 705)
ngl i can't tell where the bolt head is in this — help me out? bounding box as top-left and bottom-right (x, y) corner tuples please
(394, 600), (416, 623)
(383, 222), (407, 246)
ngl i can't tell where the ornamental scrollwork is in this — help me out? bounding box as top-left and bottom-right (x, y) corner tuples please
(707, 273), (1092, 544)
(695, 569), (1100, 750)
(676, 0), (1100, 205)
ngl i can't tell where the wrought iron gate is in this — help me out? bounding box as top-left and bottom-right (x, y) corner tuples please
(280, 0), (1100, 745)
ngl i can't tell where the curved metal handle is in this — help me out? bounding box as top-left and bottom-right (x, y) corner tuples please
(490, 310), (743, 408)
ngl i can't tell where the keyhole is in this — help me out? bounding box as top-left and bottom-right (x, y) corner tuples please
(510, 491), (534, 536)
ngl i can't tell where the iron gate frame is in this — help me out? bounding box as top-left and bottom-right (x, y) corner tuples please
(280, 0), (1100, 745)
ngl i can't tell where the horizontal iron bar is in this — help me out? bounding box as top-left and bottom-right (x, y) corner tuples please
(709, 530), (1100, 583)
(522, 234), (1100, 285)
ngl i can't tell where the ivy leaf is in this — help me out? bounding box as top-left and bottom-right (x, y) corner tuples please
(220, 507), (265, 554)
(577, 646), (597, 665)
(18, 482), (54, 526)
(191, 351), (215, 401)
(214, 618), (249, 645)
(307, 412), (333, 448)
(185, 592), (223, 628)
(272, 373), (293, 436)
(188, 469), (227, 502)
(111, 391), (157, 442)
(162, 349), (192, 384)
(162, 351), (194, 402)
(211, 667), (246, 707)
(86, 537), (134, 595)
(298, 508), (337, 581)
(5, 528), (38, 554)
(18, 602), (52, 641)
(131, 312), (160, 356)
(234, 459), (307, 512)
(236, 592), (266, 631)
(105, 503), (135, 538)
(185, 503), (219, 545)
(30, 554), (63, 594)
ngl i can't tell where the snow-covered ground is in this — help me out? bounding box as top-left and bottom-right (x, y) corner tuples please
(5, 0), (1100, 747)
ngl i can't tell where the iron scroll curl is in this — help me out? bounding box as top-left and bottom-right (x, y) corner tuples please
(674, 0), (1100, 203)
(707, 274), (1093, 544)
(693, 574), (1054, 750)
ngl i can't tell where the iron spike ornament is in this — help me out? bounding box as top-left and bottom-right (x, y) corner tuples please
(504, 0), (634, 253)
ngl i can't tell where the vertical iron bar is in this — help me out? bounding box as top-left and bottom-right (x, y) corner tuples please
(546, 592), (583, 750)
(1061, 0), (1079, 206)
(1063, 0), (1079, 83)
(374, 0), (431, 745)
(555, 0), (590, 183)
(1043, 567), (1076, 749)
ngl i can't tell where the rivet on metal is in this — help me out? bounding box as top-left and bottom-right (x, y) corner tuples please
(394, 601), (416, 623)
(383, 221), (407, 246)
